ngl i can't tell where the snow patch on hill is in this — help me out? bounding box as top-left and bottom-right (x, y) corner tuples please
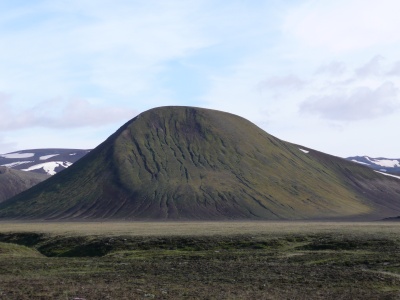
(367, 158), (400, 168)
(1, 161), (33, 168)
(40, 154), (60, 160)
(347, 156), (400, 175)
(22, 161), (73, 175)
(0, 149), (90, 175)
(299, 148), (309, 154)
(352, 160), (370, 165)
(1, 152), (35, 159)
(375, 171), (400, 180)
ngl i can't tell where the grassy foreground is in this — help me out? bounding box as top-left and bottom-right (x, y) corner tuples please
(0, 222), (399, 299)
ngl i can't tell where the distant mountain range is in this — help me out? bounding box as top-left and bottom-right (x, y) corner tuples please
(0, 149), (90, 175)
(346, 156), (400, 175)
(0, 106), (399, 221)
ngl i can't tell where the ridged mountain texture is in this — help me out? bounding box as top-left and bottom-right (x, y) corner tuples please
(1, 106), (400, 220)
(0, 167), (49, 203)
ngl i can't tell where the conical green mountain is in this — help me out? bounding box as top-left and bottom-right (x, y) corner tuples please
(1, 106), (400, 220)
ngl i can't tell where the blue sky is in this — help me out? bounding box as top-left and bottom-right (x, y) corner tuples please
(1, 0), (400, 157)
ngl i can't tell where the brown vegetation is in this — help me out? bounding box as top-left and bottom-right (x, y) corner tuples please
(0, 222), (399, 299)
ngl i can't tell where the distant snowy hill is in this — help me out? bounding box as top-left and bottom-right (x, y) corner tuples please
(347, 156), (400, 175)
(0, 149), (90, 175)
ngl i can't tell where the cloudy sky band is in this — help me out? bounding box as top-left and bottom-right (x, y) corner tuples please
(0, 0), (399, 157)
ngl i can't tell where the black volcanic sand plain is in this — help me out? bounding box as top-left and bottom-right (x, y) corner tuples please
(0, 106), (400, 221)
(0, 222), (400, 299)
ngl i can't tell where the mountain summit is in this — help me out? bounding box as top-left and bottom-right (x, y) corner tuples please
(1, 106), (400, 220)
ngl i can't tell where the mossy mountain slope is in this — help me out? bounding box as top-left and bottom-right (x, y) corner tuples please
(0, 167), (49, 203)
(0, 106), (399, 220)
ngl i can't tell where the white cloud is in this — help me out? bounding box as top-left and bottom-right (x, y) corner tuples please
(315, 61), (346, 77)
(0, 0), (213, 103)
(54, 99), (138, 128)
(258, 75), (306, 91)
(387, 61), (400, 76)
(300, 82), (399, 121)
(284, 0), (400, 53)
(0, 96), (137, 130)
(0, 0), (400, 159)
(355, 55), (384, 78)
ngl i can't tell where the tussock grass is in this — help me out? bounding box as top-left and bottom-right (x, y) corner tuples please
(0, 242), (43, 258)
(0, 222), (400, 299)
